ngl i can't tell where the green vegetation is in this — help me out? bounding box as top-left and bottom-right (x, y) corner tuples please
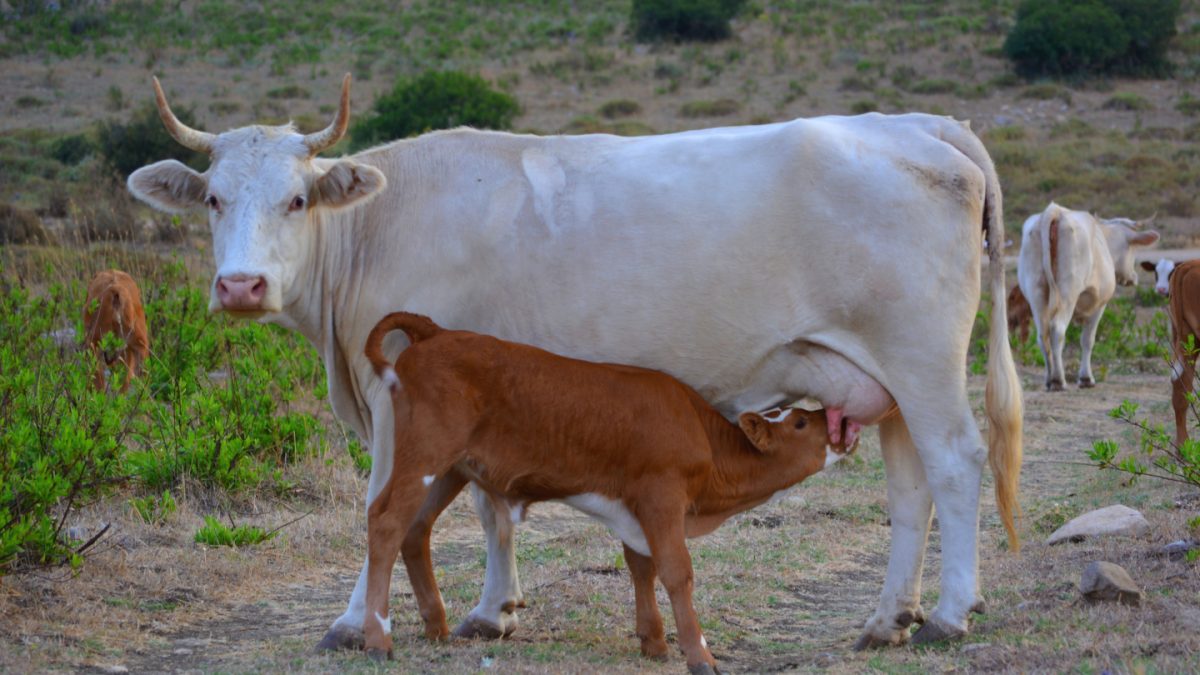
(679, 98), (741, 117)
(1091, 394), (1200, 488)
(96, 102), (208, 179)
(631, 0), (747, 42)
(194, 515), (276, 547)
(350, 71), (519, 150)
(0, 260), (328, 575)
(1004, 0), (1181, 78)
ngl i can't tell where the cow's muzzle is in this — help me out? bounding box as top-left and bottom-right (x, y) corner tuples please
(215, 274), (268, 312)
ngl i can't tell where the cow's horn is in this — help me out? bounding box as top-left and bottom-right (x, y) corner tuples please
(1138, 212), (1158, 229)
(304, 73), (351, 156)
(152, 77), (215, 153)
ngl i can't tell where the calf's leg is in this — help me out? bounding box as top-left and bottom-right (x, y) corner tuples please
(639, 501), (717, 674)
(401, 471), (470, 640)
(623, 543), (668, 659)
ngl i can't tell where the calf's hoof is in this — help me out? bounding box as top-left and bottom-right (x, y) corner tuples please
(366, 647), (393, 662)
(639, 637), (669, 660)
(688, 662), (721, 675)
(314, 624), (365, 652)
(910, 618), (966, 645)
(452, 614), (517, 640)
(424, 622), (452, 641)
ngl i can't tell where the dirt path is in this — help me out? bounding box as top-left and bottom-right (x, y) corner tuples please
(83, 360), (1200, 674)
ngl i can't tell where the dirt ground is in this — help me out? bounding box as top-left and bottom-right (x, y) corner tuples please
(4, 346), (1200, 673)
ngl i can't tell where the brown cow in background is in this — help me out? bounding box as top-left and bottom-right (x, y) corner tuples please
(83, 270), (149, 392)
(1167, 260), (1200, 445)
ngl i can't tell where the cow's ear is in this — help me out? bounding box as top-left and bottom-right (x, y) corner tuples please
(1129, 230), (1160, 247)
(738, 412), (776, 454)
(1141, 260), (1157, 272)
(128, 160), (207, 213)
(312, 160), (386, 211)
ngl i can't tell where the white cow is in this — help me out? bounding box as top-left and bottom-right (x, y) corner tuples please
(1017, 202), (1159, 391)
(1141, 258), (1175, 296)
(128, 75), (1022, 653)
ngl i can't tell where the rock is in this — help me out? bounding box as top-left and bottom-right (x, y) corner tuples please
(1160, 539), (1200, 560)
(1046, 504), (1149, 545)
(962, 642), (992, 653)
(993, 115), (1013, 126)
(1080, 561), (1142, 606)
(96, 666), (129, 674)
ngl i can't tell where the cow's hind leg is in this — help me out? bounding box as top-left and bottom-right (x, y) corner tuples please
(454, 484), (523, 639)
(623, 543), (668, 659)
(905, 402), (987, 643)
(1173, 355), (1196, 446)
(855, 415), (931, 649)
(1044, 315), (1069, 391)
(1076, 308), (1104, 388)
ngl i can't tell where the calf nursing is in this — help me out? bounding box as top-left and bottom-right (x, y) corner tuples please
(83, 270), (148, 392)
(361, 312), (849, 673)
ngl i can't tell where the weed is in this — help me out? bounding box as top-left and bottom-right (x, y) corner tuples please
(194, 515), (276, 548)
(598, 99), (641, 119)
(679, 99), (740, 118)
(129, 490), (177, 525)
(1102, 92), (1152, 111)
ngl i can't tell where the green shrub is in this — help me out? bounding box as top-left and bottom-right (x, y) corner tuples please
(679, 98), (740, 118)
(1178, 93), (1200, 117)
(1102, 92), (1152, 110)
(599, 99), (641, 118)
(1003, 0), (1179, 78)
(909, 79), (959, 95)
(130, 490), (176, 525)
(849, 100), (878, 114)
(350, 71), (519, 150)
(631, 0), (746, 42)
(96, 101), (207, 178)
(51, 133), (94, 165)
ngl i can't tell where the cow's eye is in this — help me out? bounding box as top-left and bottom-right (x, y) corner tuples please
(794, 417), (807, 430)
(289, 195), (306, 212)
(206, 194), (221, 212)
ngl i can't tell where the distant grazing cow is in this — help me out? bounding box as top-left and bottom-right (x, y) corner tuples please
(1164, 260), (1200, 444)
(83, 270), (148, 392)
(361, 312), (850, 671)
(1141, 258), (1176, 296)
(128, 75), (1021, 650)
(1017, 203), (1159, 391)
(1007, 284), (1033, 343)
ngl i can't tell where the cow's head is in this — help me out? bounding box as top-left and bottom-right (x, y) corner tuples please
(1099, 216), (1160, 287)
(1140, 258), (1175, 296)
(127, 75), (386, 317)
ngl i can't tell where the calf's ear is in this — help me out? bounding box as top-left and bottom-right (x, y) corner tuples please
(738, 412), (776, 454)
(1129, 230), (1160, 247)
(128, 160), (207, 213)
(312, 160), (386, 211)
(1140, 261), (1157, 272)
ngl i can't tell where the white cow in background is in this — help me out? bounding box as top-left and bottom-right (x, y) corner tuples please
(128, 75), (1022, 654)
(1017, 202), (1159, 391)
(1142, 258), (1176, 296)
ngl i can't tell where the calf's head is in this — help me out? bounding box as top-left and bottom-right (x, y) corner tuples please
(738, 407), (850, 472)
(1099, 216), (1159, 287)
(1140, 258), (1175, 296)
(127, 75), (385, 317)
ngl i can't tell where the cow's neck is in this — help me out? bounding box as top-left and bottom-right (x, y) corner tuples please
(692, 407), (818, 516)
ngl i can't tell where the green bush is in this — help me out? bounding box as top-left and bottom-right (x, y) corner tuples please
(194, 515), (275, 547)
(0, 203), (52, 245)
(631, 0), (746, 42)
(96, 101), (208, 178)
(1003, 0), (1179, 78)
(350, 71), (520, 150)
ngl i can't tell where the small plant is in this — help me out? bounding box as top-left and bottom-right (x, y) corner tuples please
(631, 0), (747, 42)
(679, 98), (740, 118)
(1102, 92), (1152, 110)
(129, 490), (177, 525)
(849, 100), (878, 114)
(194, 515), (276, 547)
(909, 79), (958, 95)
(598, 99), (641, 119)
(1178, 93), (1200, 117)
(350, 71), (519, 150)
(265, 84), (310, 100)
(0, 203), (52, 245)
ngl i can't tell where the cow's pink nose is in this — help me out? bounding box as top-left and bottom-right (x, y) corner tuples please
(216, 275), (267, 311)
(1158, 287), (1169, 296)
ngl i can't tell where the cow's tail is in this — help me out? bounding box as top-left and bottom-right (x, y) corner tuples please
(1039, 204), (1063, 321)
(363, 312), (443, 391)
(975, 134), (1024, 553)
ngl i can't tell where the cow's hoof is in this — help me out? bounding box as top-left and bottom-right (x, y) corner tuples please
(853, 629), (905, 651)
(452, 614), (517, 639)
(314, 624), (365, 652)
(895, 608), (924, 628)
(688, 663), (720, 675)
(1046, 380), (1065, 392)
(910, 618), (966, 645)
(1079, 378), (1095, 389)
(366, 647), (392, 662)
(971, 599), (987, 615)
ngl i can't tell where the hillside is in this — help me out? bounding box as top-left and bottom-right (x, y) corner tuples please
(1, 0), (1199, 239)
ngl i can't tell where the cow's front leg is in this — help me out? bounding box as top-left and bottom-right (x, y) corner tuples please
(855, 416), (931, 649)
(1076, 308), (1104, 388)
(453, 484), (523, 638)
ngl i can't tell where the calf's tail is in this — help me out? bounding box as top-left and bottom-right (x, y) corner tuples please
(363, 312), (443, 386)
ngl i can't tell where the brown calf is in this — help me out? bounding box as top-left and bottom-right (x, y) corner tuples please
(1168, 260), (1200, 445)
(83, 270), (149, 392)
(1007, 283), (1032, 344)
(361, 312), (849, 673)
